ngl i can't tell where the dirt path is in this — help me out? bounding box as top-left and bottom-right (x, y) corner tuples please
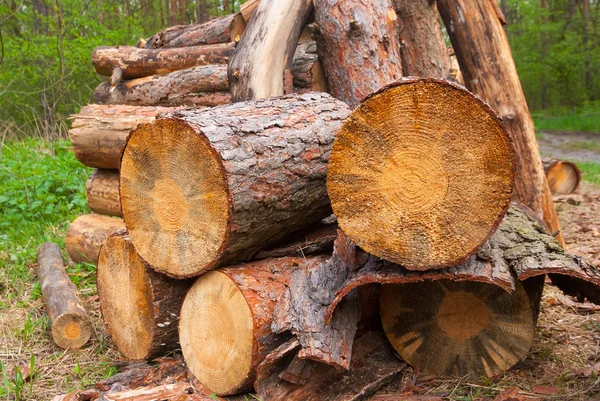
(537, 131), (600, 163)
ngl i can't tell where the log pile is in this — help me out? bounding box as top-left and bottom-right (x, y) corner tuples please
(62, 0), (600, 400)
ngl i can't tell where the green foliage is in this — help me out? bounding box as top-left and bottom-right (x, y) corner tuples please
(533, 107), (600, 133)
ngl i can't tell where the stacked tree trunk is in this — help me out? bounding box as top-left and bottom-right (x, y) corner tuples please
(62, 1), (600, 400)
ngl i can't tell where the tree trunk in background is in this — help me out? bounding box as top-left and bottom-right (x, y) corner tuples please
(437, 0), (565, 247)
(197, 0), (210, 23)
(178, 0), (187, 24)
(582, 0), (592, 98)
(540, 0), (548, 110)
(169, 0), (178, 25)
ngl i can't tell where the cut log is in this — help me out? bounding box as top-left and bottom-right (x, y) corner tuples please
(228, 0), (313, 101)
(120, 92), (350, 277)
(543, 158), (581, 195)
(437, 0), (565, 246)
(65, 214), (126, 264)
(255, 332), (407, 401)
(94, 65), (231, 107)
(240, 0), (260, 23)
(36, 242), (92, 350)
(144, 13), (246, 48)
(97, 234), (191, 360)
(69, 104), (178, 169)
(86, 169), (121, 217)
(380, 279), (534, 377)
(92, 43), (235, 79)
(327, 78), (515, 270)
(314, 0), (403, 108)
(96, 357), (187, 391)
(179, 256), (326, 395)
(392, 0), (451, 78)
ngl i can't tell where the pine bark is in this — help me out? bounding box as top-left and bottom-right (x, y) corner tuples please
(542, 158), (581, 195)
(86, 169), (122, 217)
(179, 256), (326, 395)
(120, 92), (350, 278)
(437, 0), (565, 246)
(69, 104), (178, 169)
(92, 43), (234, 79)
(313, 0), (403, 108)
(290, 40), (328, 93)
(36, 242), (92, 350)
(94, 65), (231, 107)
(97, 234), (192, 360)
(65, 214), (126, 264)
(228, 0), (313, 101)
(392, 0), (452, 78)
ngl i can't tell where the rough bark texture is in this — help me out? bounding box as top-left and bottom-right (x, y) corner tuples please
(437, 0), (564, 246)
(69, 104), (178, 169)
(94, 65), (231, 107)
(327, 78), (515, 270)
(92, 43), (234, 79)
(53, 383), (210, 401)
(228, 0), (313, 101)
(290, 40), (329, 93)
(144, 13), (246, 48)
(179, 257), (326, 395)
(392, 0), (452, 78)
(314, 0), (403, 108)
(65, 214), (126, 264)
(36, 242), (91, 350)
(120, 92), (350, 277)
(272, 231), (360, 370)
(96, 357), (188, 391)
(97, 234), (192, 360)
(255, 332), (407, 401)
(542, 158), (581, 195)
(86, 169), (121, 217)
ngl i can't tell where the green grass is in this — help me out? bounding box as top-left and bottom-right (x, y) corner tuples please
(533, 110), (600, 134)
(575, 161), (600, 186)
(565, 140), (600, 153)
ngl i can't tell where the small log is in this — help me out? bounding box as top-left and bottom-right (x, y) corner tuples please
(69, 104), (178, 169)
(65, 214), (126, 264)
(96, 357), (187, 391)
(92, 43), (235, 79)
(97, 234), (191, 360)
(36, 242), (91, 350)
(392, 0), (451, 78)
(179, 256), (326, 395)
(86, 169), (121, 217)
(228, 0), (313, 101)
(120, 92), (350, 277)
(314, 0), (403, 108)
(327, 78), (515, 270)
(437, 0), (564, 246)
(94, 65), (231, 107)
(240, 0), (260, 23)
(144, 13), (246, 48)
(543, 158), (581, 195)
(380, 279), (534, 378)
(255, 332), (407, 401)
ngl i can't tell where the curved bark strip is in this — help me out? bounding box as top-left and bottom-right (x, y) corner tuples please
(272, 231), (360, 370)
(97, 234), (192, 360)
(255, 332), (407, 401)
(92, 43), (234, 79)
(392, 0), (451, 78)
(94, 65), (231, 107)
(69, 104), (178, 169)
(86, 169), (121, 217)
(144, 13), (246, 48)
(543, 158), (581, 195)
(291, 40), (329, 93)
(65, 214), (126, 264)
(437, 0), (564, 246)
(36, 242), (92, 350)
(120, 93), (350, 278)
(240, 0), (260, 23)
(314, 0), (403, 108)
(228, 0), (313, 101)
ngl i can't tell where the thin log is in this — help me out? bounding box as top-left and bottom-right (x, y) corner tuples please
(228, 0), (313, 101)
(437, 0), (565, 246)
(255, 332), (407, 401)
(144, 13), (246, 48)
(327, 78), (515, 270)
(86, 169), (121, 217)
(36, 242), (91, 349)
(97, 234), (192, 360)
(92, 43), (234, 79)
(179, 256), (326, 395)
(314, 0), (403, 108)
(65, 214), (126, 264)
(120, 92), (350, 277)
(543, 158), (581, 195)
(69, 104), (178, 169)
